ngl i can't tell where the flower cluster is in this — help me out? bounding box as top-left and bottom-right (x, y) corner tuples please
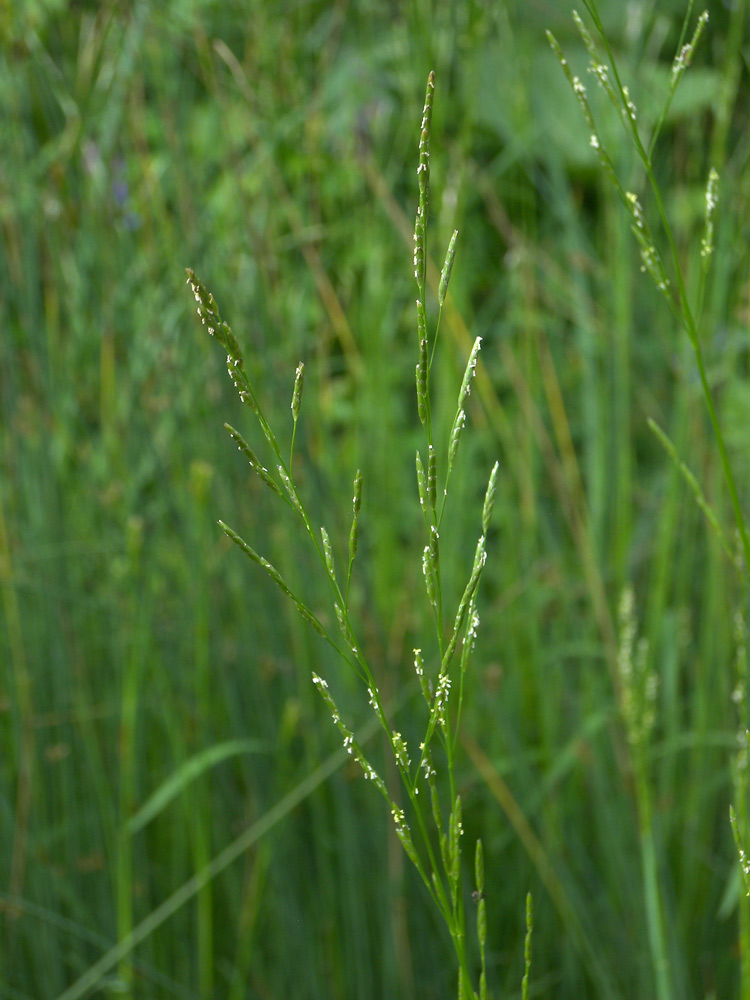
(435, 672), (452, 733)
(391, 731), (411, 772)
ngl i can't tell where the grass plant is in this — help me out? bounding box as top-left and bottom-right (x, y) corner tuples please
(2, 2), (750, 998)
(549, 4), (750, 999)
(185, 72), (505, 1000)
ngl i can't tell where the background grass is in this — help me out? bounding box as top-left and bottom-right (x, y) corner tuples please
(1, 0), (750, 997)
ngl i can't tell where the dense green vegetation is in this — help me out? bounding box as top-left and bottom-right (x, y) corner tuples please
(2, 1), (750, 997)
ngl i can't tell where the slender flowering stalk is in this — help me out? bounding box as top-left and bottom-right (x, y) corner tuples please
(188, 72), (500, 999)
(549, 12), (750, 999)
(550, 4), (750, 583)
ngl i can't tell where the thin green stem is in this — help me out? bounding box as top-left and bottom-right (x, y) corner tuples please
(633, 748), (671, 1000)
(582, 0), (750, 579)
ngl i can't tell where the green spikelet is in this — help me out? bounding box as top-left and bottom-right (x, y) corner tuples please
(349, 469), (363, 563)
(438, 230), (458, 307)
(413, 72), (434, 295)
(417, 337), (428, 426)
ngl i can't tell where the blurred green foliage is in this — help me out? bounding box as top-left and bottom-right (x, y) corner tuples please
(2, 0), (750, 997)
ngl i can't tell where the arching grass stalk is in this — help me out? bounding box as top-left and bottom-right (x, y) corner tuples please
(187, 73), (508, 999)
(548, 8), (746, 1000)
(547, 3), (750, 578)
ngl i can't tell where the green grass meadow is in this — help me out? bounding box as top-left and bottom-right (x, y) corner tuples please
(2, 1), (750, 997)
